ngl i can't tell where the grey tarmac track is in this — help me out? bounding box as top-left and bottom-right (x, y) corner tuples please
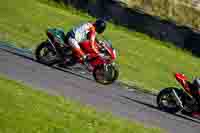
(0, 42), (200, 133)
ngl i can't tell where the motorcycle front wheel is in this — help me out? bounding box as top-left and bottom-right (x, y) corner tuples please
(93, 64), (119, 85)
(157, 87), (183, 114)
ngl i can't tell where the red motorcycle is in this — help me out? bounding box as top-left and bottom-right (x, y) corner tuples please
(157, 72), (200, 115)
(35, 28), (119, 85)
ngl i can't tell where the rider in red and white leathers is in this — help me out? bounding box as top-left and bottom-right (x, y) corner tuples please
(64, 19), (106, 65)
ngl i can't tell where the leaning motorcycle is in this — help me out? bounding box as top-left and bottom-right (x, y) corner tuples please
(35, 28), (119, 85)
(157, 72), (200, 115)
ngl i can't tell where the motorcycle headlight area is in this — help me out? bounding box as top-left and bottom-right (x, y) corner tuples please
(113, 49), (117, 58)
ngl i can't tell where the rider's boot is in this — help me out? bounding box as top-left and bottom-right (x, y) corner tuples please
(80, 54), (93, 71)
(72, 48), (85, 63)
(59, 47), (84, 67)
(72, 48), (91, 69)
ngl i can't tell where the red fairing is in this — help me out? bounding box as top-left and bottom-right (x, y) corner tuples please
(175, 73), (188, 81)
(103, 44), (116, 60)
(79, 40), (105, 68)
(79, 40), (94, 53)
(79, 40), (99, 56)
(174, 72), (190, 92)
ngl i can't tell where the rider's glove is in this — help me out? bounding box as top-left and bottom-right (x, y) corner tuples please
(82, 54), (90, 62)
(98, 53), (104, 58)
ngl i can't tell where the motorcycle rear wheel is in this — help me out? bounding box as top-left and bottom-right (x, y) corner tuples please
(35, 41), (59, 66)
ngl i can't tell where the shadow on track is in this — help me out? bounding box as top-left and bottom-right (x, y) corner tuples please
(0, 47), (93, 81)
(120, 95), (200, 124)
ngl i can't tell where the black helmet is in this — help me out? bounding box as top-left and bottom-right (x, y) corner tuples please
(94, 19), (106, 34)
(193, 78), (200, 88)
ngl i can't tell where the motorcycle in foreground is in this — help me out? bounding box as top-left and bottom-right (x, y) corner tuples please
(157, 72), (200, 116)
(35, 28), (119, 85)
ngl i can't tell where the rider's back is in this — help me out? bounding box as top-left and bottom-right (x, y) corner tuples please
(72, 22), (93, 42)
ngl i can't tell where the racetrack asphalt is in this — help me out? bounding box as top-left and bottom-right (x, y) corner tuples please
(0, 42), (199, 133)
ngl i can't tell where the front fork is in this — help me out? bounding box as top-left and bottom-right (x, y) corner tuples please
(103, 62), (117, 77)
(103, 62), (115, 71)
(172, 89), (184, 108)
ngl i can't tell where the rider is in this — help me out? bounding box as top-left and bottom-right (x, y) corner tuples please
(190, 78), (200, 118)
(192, 78), (200, 104)
(64, 18), (106, 65)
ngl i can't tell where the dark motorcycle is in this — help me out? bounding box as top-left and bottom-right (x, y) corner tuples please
(157, 72), (200, 115)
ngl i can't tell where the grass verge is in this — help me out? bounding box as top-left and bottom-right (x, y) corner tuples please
(1, 0), (200, 92)
(0, 75), (164, 133)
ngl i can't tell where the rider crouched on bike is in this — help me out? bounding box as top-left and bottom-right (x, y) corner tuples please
(63, 19), (106, 66)
(190, 78), (200, 118)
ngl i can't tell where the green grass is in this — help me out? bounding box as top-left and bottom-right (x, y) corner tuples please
(0, 75), (164, 133)
(1, 0), (200, 92)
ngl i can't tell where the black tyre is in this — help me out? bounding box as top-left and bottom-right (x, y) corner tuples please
(93, 64), (119, 85)
(35, 41), (59, 66)
(157, 87), (183, 114)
